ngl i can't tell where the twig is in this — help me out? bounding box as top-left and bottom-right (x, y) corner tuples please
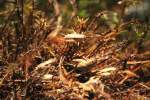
(127, 60), (150, 64)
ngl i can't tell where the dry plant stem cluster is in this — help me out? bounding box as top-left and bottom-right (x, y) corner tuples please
(0, 0), (150, 100)
(1, 17), (150, 99)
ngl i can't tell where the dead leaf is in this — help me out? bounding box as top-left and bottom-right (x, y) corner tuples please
(42, 74), (53, 80)
(98, 67), (116, 76)
(73, 57), (96, 68)
(36, 58), (57, 70)
(64, 32), (86, 39)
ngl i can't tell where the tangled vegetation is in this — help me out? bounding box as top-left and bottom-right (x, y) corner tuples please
(0, 0), (150, 99)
